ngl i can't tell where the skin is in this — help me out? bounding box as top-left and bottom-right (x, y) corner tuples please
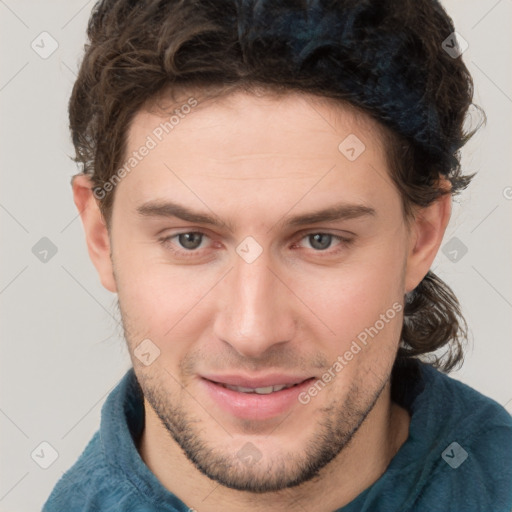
(73, 90), (451, 512)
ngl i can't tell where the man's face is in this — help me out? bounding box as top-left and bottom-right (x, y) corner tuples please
(109, 91), (412, 492)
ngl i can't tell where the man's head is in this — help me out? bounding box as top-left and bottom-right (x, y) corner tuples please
(70, 0), (478, 494)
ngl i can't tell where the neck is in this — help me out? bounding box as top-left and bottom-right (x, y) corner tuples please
(138, 382), (410, 512)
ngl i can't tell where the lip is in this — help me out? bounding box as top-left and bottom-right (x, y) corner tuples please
(201, 373), (311, 388)
(200, 375), (315, 421)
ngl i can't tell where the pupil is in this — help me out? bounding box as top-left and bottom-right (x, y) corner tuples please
(179, 233), (202, 250)
(310, 233), (331, 250)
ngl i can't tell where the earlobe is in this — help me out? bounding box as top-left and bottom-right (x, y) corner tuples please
(404, 188), (452, 294)
(72, 174), (117, 293)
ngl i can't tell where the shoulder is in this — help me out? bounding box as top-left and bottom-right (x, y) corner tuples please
(42, 432), (144, 512)
(42, 368), (186, 511)
(413, 364), (512, 511)
(420, 363), (512, 436)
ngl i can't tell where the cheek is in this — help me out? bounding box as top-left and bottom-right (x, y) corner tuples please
(114, 247), (218, 345)
(291, 241), (406, 346)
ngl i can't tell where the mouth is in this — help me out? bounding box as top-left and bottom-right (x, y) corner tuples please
(214, 382), (304, 394)
(199, 375), (316, 420)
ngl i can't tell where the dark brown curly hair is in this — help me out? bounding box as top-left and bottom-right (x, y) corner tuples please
(69, 0), (483, 372)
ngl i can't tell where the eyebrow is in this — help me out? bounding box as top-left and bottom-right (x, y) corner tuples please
(136, 200), (376, 231)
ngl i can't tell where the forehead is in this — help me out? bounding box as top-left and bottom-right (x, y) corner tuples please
(129, 89), (382, 163)
(117, 90), (398, 223)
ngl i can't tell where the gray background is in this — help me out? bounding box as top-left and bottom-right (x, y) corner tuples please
(0, 1), (511, 510)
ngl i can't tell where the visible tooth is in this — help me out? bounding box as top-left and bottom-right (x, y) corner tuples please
(237, 386), (255, 393)
(222, 383), (297, 394)
(254, 386), (275, 395)
(225, 385), (254, 392)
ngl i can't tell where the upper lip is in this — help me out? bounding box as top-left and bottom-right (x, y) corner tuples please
(201, 374), (312, 388)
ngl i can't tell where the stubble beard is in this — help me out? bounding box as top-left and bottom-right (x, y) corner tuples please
(136, 368), (386, 493)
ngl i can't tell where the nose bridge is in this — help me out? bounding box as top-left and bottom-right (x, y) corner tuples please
(214, 250), (294, 357)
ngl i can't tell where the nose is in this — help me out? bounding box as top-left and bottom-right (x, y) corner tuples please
(213, 250), (297, 359)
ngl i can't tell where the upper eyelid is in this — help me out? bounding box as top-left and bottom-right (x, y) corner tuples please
(160, 230), (352, 250)
(161, 229), (351, 239)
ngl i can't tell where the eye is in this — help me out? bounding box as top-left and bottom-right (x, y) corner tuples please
(305, 233), (335, 251)
(158, 231), (210, 254)
(176, 232), (205, 250)
(295, 232), (353, 254)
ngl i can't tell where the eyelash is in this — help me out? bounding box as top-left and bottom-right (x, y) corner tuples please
(157, 231), (354, 259)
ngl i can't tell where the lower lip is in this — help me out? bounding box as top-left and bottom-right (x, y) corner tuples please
(200, 378), (315, 421)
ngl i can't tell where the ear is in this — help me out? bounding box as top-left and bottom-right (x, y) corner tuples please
(404, 184), (452, 293)
(72, 174), (117, 293)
